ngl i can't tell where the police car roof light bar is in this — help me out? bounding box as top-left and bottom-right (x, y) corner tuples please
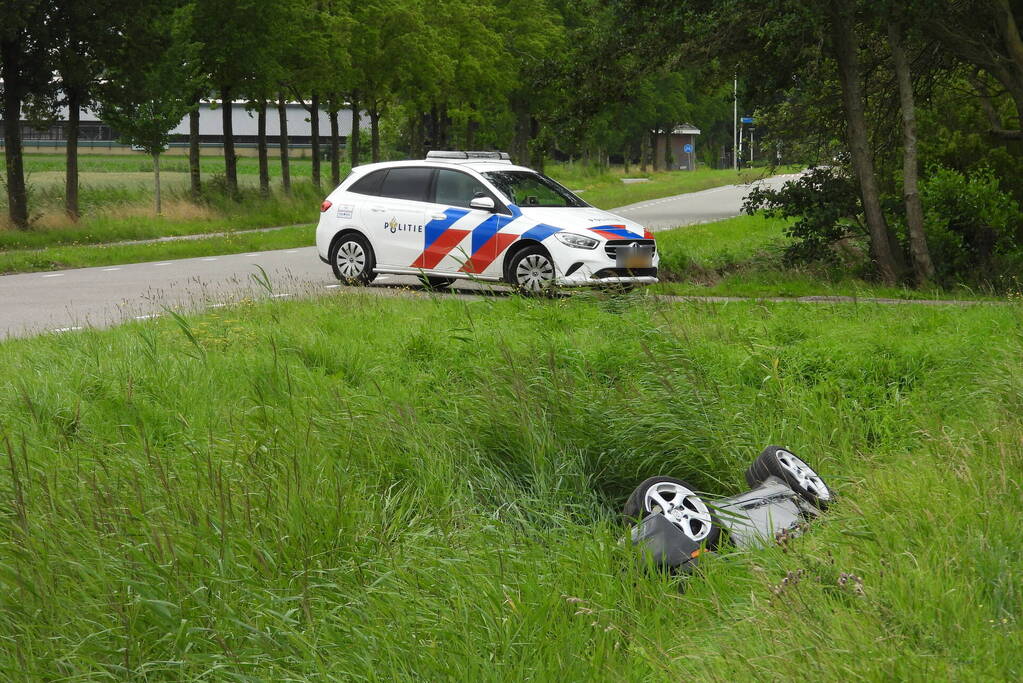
(426, 150), (512, 161)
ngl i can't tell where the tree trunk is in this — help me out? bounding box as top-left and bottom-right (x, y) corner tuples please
(257, 98), (269, 197)
(623, 143), (631, 174)
(438, 103), (450, 149)
(277, 91), (291, 195)
(329, 107), (341, 186)
(370, 107), (381, 163)
(350, 94), (361, 166)
(221, 85), (237, 196)
(310, 92), (321, 188)
(188, 105), (201, 199)
(829, 2), (904, 284)
(640, 133), (649, 173)
(1, 39), (29, 230)
(888, 21), (935, 285)
(65, 89), (80, 221)
(995, 0), (1023, 126)
(153, 152), (162, 216)
(512, 100), (530, 165)
(465, 116), (476, 149)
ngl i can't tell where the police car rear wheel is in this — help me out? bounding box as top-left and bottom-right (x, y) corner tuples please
(509, 246), (556, 294)
(330, 233), (376, 285)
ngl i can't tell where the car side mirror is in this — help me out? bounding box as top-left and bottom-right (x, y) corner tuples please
(469, 195), (496, 211)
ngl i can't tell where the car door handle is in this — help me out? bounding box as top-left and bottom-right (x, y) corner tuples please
(429, 213), (447, 220)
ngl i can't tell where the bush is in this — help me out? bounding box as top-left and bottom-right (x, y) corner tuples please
(919, 165), (1022, 282)
(742, 166), (867, 265)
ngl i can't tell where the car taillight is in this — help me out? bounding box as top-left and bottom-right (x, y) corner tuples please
(320, 200), (332, 213)
(644, 229), (654, 239)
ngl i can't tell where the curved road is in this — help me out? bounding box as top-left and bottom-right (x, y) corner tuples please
(1, 173), (801, 339)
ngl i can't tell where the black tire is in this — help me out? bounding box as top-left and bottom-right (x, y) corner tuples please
(329, 232), (376, 285)
(418, 275), (455, 289)
(744, 446), (833, 509)
(506, 245), (556, 295)
(623, 476), (721, 549)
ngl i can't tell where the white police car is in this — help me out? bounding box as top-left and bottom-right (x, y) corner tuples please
(315, 151), (658, 292)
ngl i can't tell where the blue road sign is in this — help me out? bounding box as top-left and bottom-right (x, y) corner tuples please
(683, 143), (693, 153)
(741, 116), (754, 124)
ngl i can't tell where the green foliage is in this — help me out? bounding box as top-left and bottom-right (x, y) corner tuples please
(743, 166), (867, 265)
(919, 165), (1023, 282)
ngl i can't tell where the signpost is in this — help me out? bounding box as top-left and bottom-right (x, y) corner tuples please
(683, 142), (693, 171)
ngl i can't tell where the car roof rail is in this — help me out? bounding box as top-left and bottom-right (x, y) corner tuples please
(426, 150), (512, 162)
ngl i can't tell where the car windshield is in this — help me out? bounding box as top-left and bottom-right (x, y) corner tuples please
(483, 170), (587, 208)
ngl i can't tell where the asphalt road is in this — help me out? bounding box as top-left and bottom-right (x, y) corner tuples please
(0, 173), (799, 339)
(613, 171), (801, 230)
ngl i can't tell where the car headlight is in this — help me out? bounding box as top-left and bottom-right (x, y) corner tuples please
(554, 232), (599, 249)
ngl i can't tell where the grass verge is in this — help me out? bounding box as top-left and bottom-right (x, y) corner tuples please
(2, 154), (789, 250)
(650, 214), (1010, 300)
(0, 224), (313, 274)
(0, 293), (1018, 678)
(546, 163), (796, 210)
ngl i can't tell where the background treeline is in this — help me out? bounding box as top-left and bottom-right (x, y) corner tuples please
(614, 0), (1023, 288)
(3, 0), (1022, 290)
(0, 0), (732, 229)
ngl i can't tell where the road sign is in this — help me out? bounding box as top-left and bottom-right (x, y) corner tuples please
(741, 116), (754, 124)
(683, 143), (693, 153)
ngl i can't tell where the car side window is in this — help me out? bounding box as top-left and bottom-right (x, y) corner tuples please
(434, 169), (490, 209)
(378, 167), (434, 202)
(348, 169), (386, 196)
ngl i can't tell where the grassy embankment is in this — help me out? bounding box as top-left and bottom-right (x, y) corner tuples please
(0, 154), (772, 273)
(0, 293), (1018, 678)
(652, 213), (1014, 300)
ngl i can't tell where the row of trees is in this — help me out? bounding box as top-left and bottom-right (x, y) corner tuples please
(1, 0), (732, 229)
(611, 0), (1023, 286)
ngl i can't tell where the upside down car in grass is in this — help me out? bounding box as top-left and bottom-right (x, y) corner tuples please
(626, 446), (833, 572)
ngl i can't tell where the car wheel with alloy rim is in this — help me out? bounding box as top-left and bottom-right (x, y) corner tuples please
(508, 246), (556, 294)
(330, 233), (376, 285)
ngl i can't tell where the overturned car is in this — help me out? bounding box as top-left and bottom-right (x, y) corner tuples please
(626, 446), (833, 572)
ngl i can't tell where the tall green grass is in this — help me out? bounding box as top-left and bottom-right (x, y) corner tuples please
(0, 182), (322, 250)
(0, 293), (1019, 678)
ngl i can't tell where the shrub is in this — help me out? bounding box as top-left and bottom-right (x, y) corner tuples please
(742, 166), (867, 265)
(919, 165), (1022, 282)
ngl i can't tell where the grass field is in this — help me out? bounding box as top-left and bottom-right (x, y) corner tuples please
(547, 164), (786, 210)
(0, 153), (768, 242)
(0, 292), (1019, 678)
(651, 214), (1013, 300)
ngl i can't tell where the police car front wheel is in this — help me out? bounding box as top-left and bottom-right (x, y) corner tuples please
(508, 246), (556, 294)
(330, 233), (376, 285)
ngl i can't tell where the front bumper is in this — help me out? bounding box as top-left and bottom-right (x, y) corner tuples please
(558, 274), (659, 287)
(548, 240), (660, 287)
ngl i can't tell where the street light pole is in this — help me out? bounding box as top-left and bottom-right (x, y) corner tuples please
(733, 75), (738, 171)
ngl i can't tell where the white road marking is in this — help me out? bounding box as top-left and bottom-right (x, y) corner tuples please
(271, 293), (291, 298)
(209, 303), (227, 308)
(154, 262), (172, 266)
(102, 267), (122, 272)
(325, 284), (340, 289)
(52, 326), (83, 333)
(42, 273), (64, 278)
(200, 257), (218, 261)
(134, 314), (159, 320)
(376, 276), (391, 281)
(285, 250), (299, 254)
